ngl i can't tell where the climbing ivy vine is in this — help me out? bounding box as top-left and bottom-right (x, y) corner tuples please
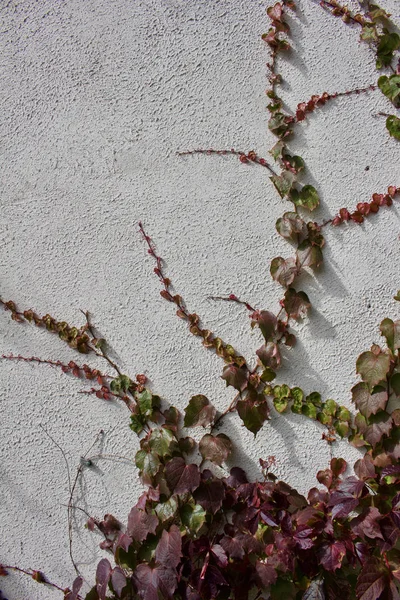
(1, 1), (400, 599)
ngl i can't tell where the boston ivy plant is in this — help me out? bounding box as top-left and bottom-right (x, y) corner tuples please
(1, 1), (400, 599)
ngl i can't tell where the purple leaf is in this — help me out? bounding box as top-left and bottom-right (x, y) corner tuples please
(354, 454), (376, 481)
(237, 393), (270, 435)
(220, 535), (245, 560)
(134, 564), (177, 600)
(210, 544), (228, 567)
(317, 541), (346, 572)
(96, 558), (112, 600)
(380, 464), (400, 483)
(337, 476), (365, 497)
(165, 457), (200, 494)
(115, 532), (133, 552)
(127, 507), (159, 542)
(350, 507), (384, 541)
(155, 525), (182, 569)
(64, 576), (83, 600)
(111, 567), (127, 598)
(193, 478), (225, 514)
(255, 561), (277, 587)
(328, 492), (358, 519)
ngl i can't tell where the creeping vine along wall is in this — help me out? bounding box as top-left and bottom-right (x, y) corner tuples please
(1, 0), (400, 599)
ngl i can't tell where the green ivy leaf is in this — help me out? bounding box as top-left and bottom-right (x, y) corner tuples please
(261, 367), (277, 382)
(307, 392), (322, 407)
(335, 421), (350, 438)
(302, 402), (318, 419)
(369, 5), (391, 21)
(337, 406), (351, 422)
(148, 428), (178, 458)
(291, 387), (304, 414)
(180, 503), (206, 534)
(135, 450), (161, 479)
(155, 497), (178, 523)
(137, 390), (156, 417)
(273, 384), (291, 400)
(380, 318), (400, 353)
(183, 395), (216, 428)
(378, 74), (400, 108)
(323, 399), (338, 416)
(270, 170), (296, 198)
(110, 374), (132, 394)
(356, 348), (391, 387)
(268, 112), (291, 138)
(376, 32), (400, 68)
(290, 185), (320, 211)
(360, 25), (379, 43)
(386, 115), (400, 140)
(274, 397), (288, 413)
(130, 414), (146, 435)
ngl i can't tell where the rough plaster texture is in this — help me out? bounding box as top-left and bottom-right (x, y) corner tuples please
(1, 0), (400, 597)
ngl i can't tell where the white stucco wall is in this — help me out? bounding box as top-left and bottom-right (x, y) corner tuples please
(1, 0), (399, 598)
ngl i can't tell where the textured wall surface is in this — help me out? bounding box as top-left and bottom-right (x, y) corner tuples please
(1, 0), (399, 598)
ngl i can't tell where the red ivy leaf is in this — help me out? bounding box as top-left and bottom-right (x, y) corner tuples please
(221, 364), (248, 391)
(270, 256), (297, 287)
(193, 476), (225, 514)
(317, 540), (346, 572)
(127, 507), (159, 542)
(255, 561), (278, 588)
(364, 414), (393, 447)
(165, 457), (200, 495)
(183, 395), (216, 428)
(199, 433), (232, 466)
(155, 525), (182, 569)
(275, 212), (307, 243)
(134, 564), (177, 600)
(252, 310), (278, 341)
(356, 557), (388, 600)
(350, 507), (384, 541)
(256, 342), (281, 370)
(282, 288), (311, 320)
(351, 382), (388, 418)
(237, 393), (270, 435)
